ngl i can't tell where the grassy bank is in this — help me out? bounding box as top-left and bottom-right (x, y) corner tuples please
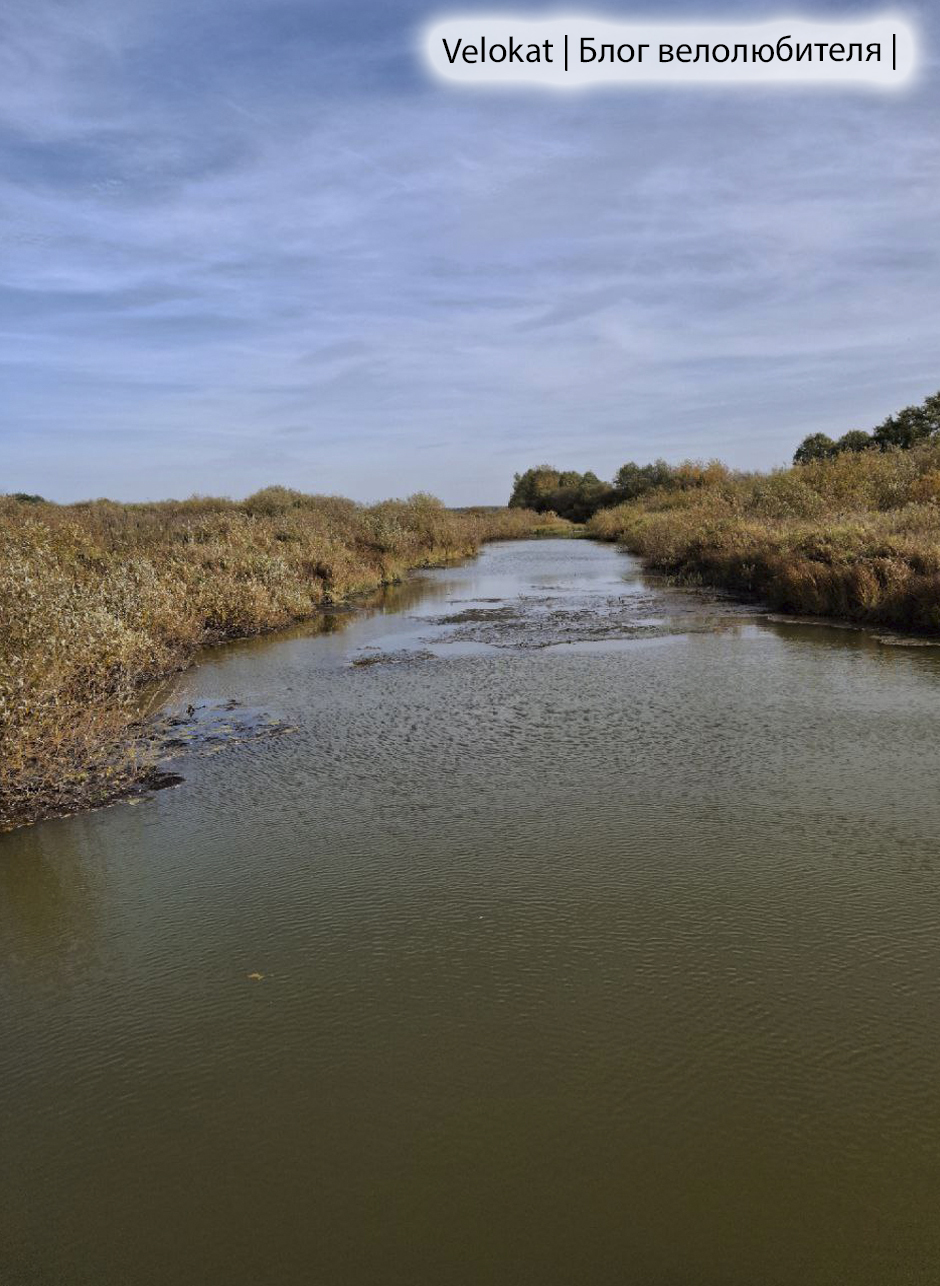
(0, 490), (556, 831)
(587, 443), (940, 633)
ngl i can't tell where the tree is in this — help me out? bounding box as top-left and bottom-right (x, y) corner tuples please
(508, 466), (561, 509)
(874, 407), (933, 451)
(552, 471), (613, 522)
(834, 430), (874, 454)
(794, 392), (940, 463)
(793, 433), (836, 465)
(869, 390), (940, 451)
(509, 466), (614, 521)
(613, 462), (646, 499)
(643, 459), (675, 490)
(613, 459), (675, 500)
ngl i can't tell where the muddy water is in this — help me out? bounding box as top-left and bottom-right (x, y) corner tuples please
(2, 538), (940, 1286)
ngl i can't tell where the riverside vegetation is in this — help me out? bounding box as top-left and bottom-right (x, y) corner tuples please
(5, 388), (939, 833)
(586, 442), (940, 632)
(0, 490), (555, 831)
(509, 388), (940, 639)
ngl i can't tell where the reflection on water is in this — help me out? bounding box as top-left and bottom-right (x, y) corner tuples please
(2, 539), (940, 1286)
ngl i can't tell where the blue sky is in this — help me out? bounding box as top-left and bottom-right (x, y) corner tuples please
(1, 0), (938, 503)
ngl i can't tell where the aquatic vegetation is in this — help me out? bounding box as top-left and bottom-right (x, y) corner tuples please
(0, 491), (556, 830)
(587, 441), (940, 634)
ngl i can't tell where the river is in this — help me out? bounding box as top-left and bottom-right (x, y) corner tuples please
(2, 537), (940, 1285)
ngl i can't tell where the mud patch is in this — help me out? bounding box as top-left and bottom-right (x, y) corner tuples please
(140, 701), (296, 762)
(421, 589), (753, 651)
(432, 606), (521, 625)
(352, 648), (437, 668)
(764, 613), (863, 632)
(875, 634), (940, 648)
(138, 769), (185, 792)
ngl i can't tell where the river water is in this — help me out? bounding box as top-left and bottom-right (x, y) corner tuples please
(2, 538), (940, 1285)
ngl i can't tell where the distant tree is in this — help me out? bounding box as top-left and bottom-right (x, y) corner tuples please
(613, 462), (646, 499)
(793, 433), (836, 465)
(509, 466), (615, 521)
(791, 391), (940, 462)
(554, 471), (614, 522)
(834, 430), (875, 454)
(872, 393), (940, 451)
(794, 392), (940, 463)
(613, 459), (675, 500)
(12, 493), (46, 504)
(509, 466), (562, 509)
(873, 410), (924, 451)
(924, 390), (940, 432)
(644, 459), (675, 490)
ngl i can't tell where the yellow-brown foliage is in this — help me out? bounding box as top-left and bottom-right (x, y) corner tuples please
(587, 442), (940, 634)
(0, 492), (552, 830)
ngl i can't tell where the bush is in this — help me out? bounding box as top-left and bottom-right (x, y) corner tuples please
(0, 492), (549, 830)
(586, 440), (940, 636)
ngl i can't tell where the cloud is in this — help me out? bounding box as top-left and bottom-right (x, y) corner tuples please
(1, 0), (939, 501)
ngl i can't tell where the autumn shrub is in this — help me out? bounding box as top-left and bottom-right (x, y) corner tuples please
(586, 444), (940, 634)
(0, 492), (546, 830)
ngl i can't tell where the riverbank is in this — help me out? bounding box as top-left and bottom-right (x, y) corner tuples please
(586, 441), (940, 635)
(0, 491), (563, 831)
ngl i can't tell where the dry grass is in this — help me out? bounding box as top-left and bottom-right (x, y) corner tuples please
(0, 490), (554, 830)
(587, 443), (940, 633)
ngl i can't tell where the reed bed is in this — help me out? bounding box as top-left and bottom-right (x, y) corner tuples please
(587, 444), (940, 633)
(0, 490), (553, 830)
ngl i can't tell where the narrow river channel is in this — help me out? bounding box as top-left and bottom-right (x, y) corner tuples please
(2, 538), (940, 1285)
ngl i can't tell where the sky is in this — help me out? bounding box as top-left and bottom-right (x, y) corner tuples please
(1, 0), (939, 504)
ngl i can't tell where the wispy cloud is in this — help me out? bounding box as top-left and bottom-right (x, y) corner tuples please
(1, 0), (939, 501)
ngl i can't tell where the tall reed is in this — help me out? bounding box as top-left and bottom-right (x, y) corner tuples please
(0, 491), (553, 830)
(587, 443), (940, 633)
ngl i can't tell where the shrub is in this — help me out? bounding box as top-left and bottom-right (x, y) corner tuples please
(0, 492), (549, 830)
(586, 440), (940, 637)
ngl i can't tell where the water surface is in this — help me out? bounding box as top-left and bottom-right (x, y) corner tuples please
(3, 539), (940, 1285)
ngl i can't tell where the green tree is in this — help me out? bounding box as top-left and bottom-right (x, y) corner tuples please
(613, 459), (675, 499)
(551, 471), (613, 522)
(509, 466), (562, 509)
(834, 430), (874, 454)
(509, 466), (615, 520)
(613, 462), (645, 498)
(793, 433), (836, 465)
(872, 394), (940, 451)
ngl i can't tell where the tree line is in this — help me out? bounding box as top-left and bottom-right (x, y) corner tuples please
(508, 459), (723, 522)
(510, 388), (940, 521)
(793, 389), (940, 463)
